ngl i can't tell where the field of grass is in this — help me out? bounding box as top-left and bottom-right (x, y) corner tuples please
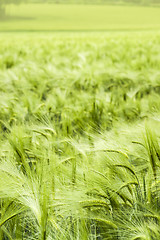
(0, 3), (160, 31)
(0, 30), (160, 239)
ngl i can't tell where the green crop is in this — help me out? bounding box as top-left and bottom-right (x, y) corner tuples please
(0, 32), (160, 239)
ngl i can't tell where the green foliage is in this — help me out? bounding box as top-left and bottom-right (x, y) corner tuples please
(0, 32), (160, 239)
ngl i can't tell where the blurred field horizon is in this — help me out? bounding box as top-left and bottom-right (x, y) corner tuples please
(0, 3), (160, 32)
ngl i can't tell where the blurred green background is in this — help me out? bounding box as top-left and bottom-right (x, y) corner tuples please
(0, 0), (160, 31)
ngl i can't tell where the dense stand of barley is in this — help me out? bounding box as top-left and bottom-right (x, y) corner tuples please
(0, 33), (160, 239)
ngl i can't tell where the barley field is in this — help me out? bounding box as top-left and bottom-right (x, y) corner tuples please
(1, 3), (160, 240)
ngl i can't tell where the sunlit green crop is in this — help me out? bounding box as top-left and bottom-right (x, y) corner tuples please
(1, 26), (160, 240)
